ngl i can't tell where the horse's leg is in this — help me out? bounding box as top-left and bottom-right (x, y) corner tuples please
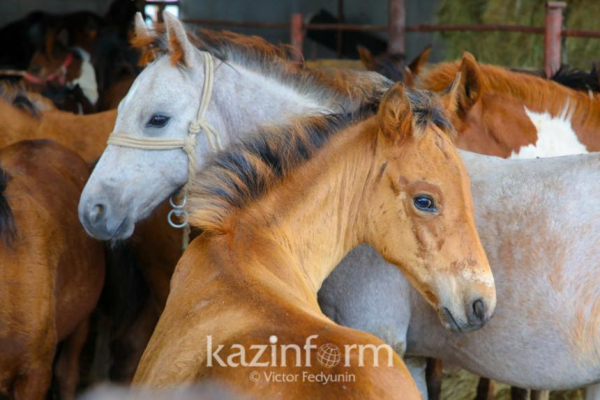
(586, 384), (600, 400)
(55, 319), (90, 400)
(511, 386), (529, 400)
(530, 390), (549, 400)
(12, 367), (53, 400)
(405, 357), (428, 399)
(426, 358), (444, 400)
(475, 378), (495, 400)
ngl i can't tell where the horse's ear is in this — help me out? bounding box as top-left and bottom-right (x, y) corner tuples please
(134, 12), (150, 38)
(439, 71), (461, 116)
(407, 45), (431, 76)
(131, 12), (157, 66)
(357, 46), (376, 71)
(378, 82), (413, 144)
(457, 52), (484, 111)
(44, 29), (56, 55)
(163, 11), (196, 68)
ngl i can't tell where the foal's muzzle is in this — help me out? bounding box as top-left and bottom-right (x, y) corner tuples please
(439, 296), (494, 333)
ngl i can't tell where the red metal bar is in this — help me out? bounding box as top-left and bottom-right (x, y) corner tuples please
(388, 0), (406, 55)
(405, 24), (544, 34)
(290, 13), (304, 62)
(563, 29), (600, 38)
(544, 1), (567, 78)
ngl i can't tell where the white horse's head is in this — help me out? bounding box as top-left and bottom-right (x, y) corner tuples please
(79, 12), (224, 240)
(79, 11), (391, 241)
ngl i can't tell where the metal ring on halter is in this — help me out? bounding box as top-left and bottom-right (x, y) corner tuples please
(168, 208), (189, 229)
(169, 193), (187, 209)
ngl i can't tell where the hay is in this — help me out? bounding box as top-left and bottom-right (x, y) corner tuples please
(435, 0), (600, 69)
(440, 366), (584, 400)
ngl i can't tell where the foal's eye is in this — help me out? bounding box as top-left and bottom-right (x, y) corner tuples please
(147, 115), (170, 128)
(413, 195), (438, 213)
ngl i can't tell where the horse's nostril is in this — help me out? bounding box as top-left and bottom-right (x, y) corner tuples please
(89, 203), (106, 224)
(472, 298), (485, 322)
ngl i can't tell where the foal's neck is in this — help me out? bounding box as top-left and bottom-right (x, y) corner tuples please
(231, 119), (377, 303)
(209, 62), (334, 142)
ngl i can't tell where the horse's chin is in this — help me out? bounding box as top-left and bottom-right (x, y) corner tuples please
(110, 218), (136, 241)
(81, 215), (135, 242)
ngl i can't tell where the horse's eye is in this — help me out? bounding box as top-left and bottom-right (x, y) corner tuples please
(147, 115), (170, 128)
(413, 195), (438, 213)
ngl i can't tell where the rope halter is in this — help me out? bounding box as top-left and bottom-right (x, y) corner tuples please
(106, 51), (220, 249)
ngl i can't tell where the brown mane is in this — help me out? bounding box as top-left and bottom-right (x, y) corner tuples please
(131, 25), (392, 113)
(0, 82), (56, 118)
(419, 61), (600, 130)
(187, 89), (454, 234)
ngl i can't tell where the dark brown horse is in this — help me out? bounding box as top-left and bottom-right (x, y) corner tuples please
(0, 140), (105, 400)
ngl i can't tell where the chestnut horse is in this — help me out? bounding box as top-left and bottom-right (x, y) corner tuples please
(134, 83), (495, 399)
(0, 139), (105, 400)
(25, 29), (99, 113)
(418, 52), (600, 159)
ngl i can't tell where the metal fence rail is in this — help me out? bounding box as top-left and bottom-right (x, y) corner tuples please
(185, 0), (600, 77)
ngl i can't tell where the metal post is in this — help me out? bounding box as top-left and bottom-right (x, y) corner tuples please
(388, 0), (406, 55)
(544, 1), (566, 77)
(290, 13), (304, 62)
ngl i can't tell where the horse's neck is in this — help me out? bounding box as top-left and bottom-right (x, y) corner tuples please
(206, 120), (376, 305)
(210, 62), (333, 143)
(39, 109), (117, 163)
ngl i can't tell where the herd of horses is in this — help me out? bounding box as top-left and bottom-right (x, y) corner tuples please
(1, 6), (600, 400)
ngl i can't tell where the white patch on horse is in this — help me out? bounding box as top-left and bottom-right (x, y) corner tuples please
(460, 268), (494, 287)
(510, 101), (588, 159)
(69, 48), (99, 105)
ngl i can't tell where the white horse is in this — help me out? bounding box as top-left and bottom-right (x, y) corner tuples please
(320, 150), (600, 399)
(78, 11), (390, 240)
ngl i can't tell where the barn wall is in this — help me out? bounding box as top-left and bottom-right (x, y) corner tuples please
(0, 0), (445, 62)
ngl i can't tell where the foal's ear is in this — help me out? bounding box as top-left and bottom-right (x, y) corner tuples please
(457, 52), (484, 112)
(163, 11), (196, 68)
(357, 46), (376, 71)
(378, 83), (413, 144)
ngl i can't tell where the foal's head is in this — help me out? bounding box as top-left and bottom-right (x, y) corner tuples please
(367, 83), (495, 332)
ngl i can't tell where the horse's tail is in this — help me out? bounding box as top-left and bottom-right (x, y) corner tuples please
(0, 167), (17, 246)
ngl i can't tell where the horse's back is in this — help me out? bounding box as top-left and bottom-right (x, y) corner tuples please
(0, 139), (104, 340)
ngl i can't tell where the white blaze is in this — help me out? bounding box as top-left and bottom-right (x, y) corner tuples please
(510, 101), (588, 159)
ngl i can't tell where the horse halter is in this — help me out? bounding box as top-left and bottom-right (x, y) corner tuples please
(24, 52), (74, 85)
(107, 51), (221, 248)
